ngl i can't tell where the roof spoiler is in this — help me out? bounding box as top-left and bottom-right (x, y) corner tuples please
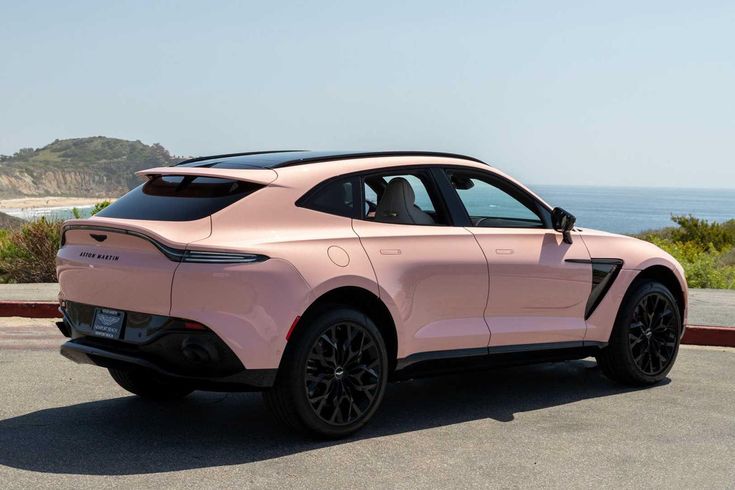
(136, 167), (278, 186)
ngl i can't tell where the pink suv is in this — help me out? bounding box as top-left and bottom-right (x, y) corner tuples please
(56, 151), (687, 437)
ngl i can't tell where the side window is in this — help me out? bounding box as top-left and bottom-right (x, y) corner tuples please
(300, 177), (355, 218)
(446, 170), (544, 228)
(361, 171), (447, 225)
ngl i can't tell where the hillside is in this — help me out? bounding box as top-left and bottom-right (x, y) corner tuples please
(0, 211), (25, 228)
(0, 137), (182, 198)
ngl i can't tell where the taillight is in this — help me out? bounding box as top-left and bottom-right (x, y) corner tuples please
(182, 250), (269, 264)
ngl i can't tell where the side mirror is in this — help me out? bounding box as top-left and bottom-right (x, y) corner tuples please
(551, 207), (576, 244)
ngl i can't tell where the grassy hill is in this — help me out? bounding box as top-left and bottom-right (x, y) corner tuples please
(0, 211), (25, 228)
(0, 137), (183, 198)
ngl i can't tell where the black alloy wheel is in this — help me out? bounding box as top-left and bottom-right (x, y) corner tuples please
(596, 280), (682, 386)
(304, 321), (382, 426)
(263, 307), (388, 438)
(627, 292), (679, 376)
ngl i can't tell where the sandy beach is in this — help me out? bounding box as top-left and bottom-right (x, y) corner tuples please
(0, 196), (117, 209)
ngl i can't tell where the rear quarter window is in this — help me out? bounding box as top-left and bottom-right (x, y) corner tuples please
(297, 177), (357, 218)
(97, 175), (263, 221)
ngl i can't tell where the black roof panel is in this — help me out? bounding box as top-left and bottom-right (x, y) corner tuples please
(176, 150), (485, 169)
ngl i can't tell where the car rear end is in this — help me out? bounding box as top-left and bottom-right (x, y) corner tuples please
(56, 167), (299, 390)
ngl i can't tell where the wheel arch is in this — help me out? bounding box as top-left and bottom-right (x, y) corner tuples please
(289, 286), (399, 372)
(630, 265), (687, 324)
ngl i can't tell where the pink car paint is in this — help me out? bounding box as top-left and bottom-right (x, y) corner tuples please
(56, 151), (688, 412)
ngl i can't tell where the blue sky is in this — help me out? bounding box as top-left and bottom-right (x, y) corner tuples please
(1, 1), (733, 187)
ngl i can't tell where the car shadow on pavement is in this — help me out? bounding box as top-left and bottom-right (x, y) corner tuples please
(0, 359), (668, 476)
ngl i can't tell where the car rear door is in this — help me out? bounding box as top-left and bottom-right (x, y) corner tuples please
(350, 167), (490, 360)
(436, 167), (592, 348)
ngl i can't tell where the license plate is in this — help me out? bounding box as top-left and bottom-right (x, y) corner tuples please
(92, 308), (125, 339)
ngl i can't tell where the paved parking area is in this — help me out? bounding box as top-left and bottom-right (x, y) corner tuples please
(0, 319), (733, 489)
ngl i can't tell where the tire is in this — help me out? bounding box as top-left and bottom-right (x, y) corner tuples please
(108, 368), (194, 400)
(263, 307), (389, 438)
(596, 280), (682, 386)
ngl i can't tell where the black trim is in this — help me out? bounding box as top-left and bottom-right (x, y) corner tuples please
(276, 151), (486, 168)
(55, 320), (71, 338)
(586, 259), (624, 319)
(392, 341), (606, 381)
(61, 342), (276, 390)
(176, 150), (305, 166)
(564, 258), (623, 265)
(177, 150), (486, 169)
(61, 224), (269, 264)
(430, 167), (474, 227)
(395, 347), (488, 370)
(565, 258), (624, 319)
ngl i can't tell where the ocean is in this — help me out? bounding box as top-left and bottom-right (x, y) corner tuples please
(2, 186), (734, 235)
(531, 185), (735, 235)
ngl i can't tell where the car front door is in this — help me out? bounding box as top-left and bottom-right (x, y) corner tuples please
(438, 168), (592, 349)
(351, 168), (490, 361)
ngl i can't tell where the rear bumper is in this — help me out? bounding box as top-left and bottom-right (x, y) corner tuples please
(58, 302), (276, 391)
(60, 341), (276, 390)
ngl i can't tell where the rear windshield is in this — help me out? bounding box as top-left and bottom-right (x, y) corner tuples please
(97, 175), (263, 221)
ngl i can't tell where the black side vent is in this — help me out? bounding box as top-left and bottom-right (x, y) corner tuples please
(585, 259), (624, 319)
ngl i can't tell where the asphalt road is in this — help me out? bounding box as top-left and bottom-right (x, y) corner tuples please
(0, 319), (734, 489)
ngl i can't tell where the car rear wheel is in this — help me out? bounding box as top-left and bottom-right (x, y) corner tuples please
(108, 368), (194, 400)
(263, 307), (388, 438)
(596, 280), (682, 386)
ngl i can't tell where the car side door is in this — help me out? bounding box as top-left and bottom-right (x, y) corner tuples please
(436, 167), (592, 349)
(350, 167), (490, 361)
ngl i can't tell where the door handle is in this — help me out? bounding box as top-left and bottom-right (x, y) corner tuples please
(495, 249), (514, 255)
(380, 249), (402, 255)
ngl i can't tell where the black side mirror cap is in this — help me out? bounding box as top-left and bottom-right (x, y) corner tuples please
(551, 207), (576, 244)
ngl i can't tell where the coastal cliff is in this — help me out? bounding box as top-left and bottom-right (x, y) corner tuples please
(0, 137), (182, 198)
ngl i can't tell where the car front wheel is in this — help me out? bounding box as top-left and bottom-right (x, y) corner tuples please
(596, 280), (682, 385)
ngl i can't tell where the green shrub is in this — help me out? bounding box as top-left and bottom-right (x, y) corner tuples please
(721, 248), (735, 267)
(91, 200), (112, 215)
(647, 236), (735, 289)
(71, 200), (112, 219)
(0, 218), (62, 283)
(669, 215), (735, 251)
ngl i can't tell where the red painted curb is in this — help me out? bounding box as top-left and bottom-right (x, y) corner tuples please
(0, 301), (60, 318)
(0, 302), (733, 348)
(682, 325), (735, 348)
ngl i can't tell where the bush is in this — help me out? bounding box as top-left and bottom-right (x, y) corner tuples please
(637, 216), (735, 290)
(71, 200), (112, 219)
(91, 200), (112, 215)
(0, 218), (61, 283)
(647, 236), (735, 289)
(669, 215), (735, 251)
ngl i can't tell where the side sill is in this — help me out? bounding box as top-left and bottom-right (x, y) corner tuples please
(392, 341), (606, 381)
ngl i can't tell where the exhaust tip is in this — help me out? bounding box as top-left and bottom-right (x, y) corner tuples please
(180, 337), (219, 364)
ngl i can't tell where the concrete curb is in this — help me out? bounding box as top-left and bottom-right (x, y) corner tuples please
(682, 325), (735, 348)
(0, 301), (59, 319)
(1, 301), (734, 348)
